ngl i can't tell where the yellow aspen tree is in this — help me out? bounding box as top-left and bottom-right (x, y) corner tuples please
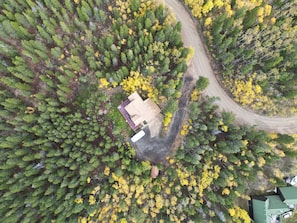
(264, 4), (272, 17)
(98, 78), (109, 89)
(198, 162), (220, 197)
(229, 206), (251, 223)
(235, 0), (245, 9)
(192, 5), (203, 18)
(257, 7), (264, 23)
(180, 124), (190, 136)
(271, 17), (276, 24)
(222, 188), (230, 195)
(120, 71), (158, 100)
(202, 0), (214, 15)
(225, 4), (233, 17)
(204, 17), (212, 27)
(214, 0), (224, 8)
(185, 46), (195, 64)
(163, 112), (173, 130)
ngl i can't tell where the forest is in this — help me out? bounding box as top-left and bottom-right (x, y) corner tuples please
(184, 0), (297, 116)
(0, 0), (296, 223)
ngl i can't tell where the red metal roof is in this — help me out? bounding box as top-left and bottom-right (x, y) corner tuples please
(117, 100), (141, 131)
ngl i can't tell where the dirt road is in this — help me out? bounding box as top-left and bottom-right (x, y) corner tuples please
(165, 0), (297, 134)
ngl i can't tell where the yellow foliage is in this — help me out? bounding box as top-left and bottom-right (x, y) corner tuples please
(176, 163), (191, 186)
(269, 178), (277, 184)
(184, 0), (224, 18)
(273, 168), (284, 179)
(231, 76), (271, 107)
(192, 5), (203, 18)
(180, 124), (190, 136)
(218, 153), (228, 162)
(254, 84), (262, 94)
(98, 78), (109, 89)
(155, 194), (164, 209)
(87, 177), (91, 183)
(78, 217), (87, 223)
(229, 208), (236, 217)
(209, 210), (215, 217)
(257, 171), (264, 177)
(222, 188), (230, 195)
(59, 53), (65, 60)
(163, 112), (173, 129)
(202, 0), (214, 15)
(170, 196), (177, 206)
(164, 10), (176, 26)
(204, 17), (212, 27)
(120, 71), (158, 101)
(185, 47), (195, 64)
(25, 106), (35, 114)
(191, 88), (200, 101)
(90, 186), (100, 195)
(242, 140), (248, 146)
(114, 0), (129, 17)
(269, 133), (278, 139)
(229, 206), (251, 223)
(264, 4), (272, 16)
(75, 197), (83, 204)
(257, 7), (264, 23)
(141, 160), (151, 169)
(257, 157), (266, 167)
(119, 218), (128, 223)
(97, 204), (112, 221)
(248, 161), (255, 168)
(165, 187), (171, 194)
(104, 166), (110, 176)
(225, 4), (233, 17)
(89, 195), (96, 205)
(89, 210), (97, 217)
(214, 0), (224, 8)
(235, 0), (245, 9)
(184, 0), (204, 18)
(271, 17), (276, 24)
(227, 177), (238, 188)
(131, 0), (156, 18)
(236, 0), (262, 10)
(221, 125), (228, 132)
(274, 148), (286, 157)
(198, 162), (221, 197)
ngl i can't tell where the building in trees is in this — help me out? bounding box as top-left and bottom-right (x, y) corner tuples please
(118, 92), (161, 131)
(277, 187), (297, 206)
(251, 187), (297, 223)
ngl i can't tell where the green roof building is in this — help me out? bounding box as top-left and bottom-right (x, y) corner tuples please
(251, 187), (297, 223)
(252, 195), (290, 223)
(278, 187), (297, 206)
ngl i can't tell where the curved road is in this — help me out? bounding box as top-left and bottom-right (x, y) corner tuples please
(165, 0), (297, 134)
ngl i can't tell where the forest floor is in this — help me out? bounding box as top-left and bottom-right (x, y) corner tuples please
(165, 0), (297, 134)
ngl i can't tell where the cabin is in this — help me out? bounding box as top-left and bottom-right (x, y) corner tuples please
(118, 92), (161, 131)
(251, 187), (297, 223)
